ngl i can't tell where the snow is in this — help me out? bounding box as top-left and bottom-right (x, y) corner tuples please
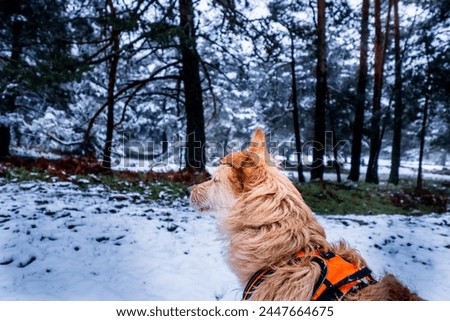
(0, 180), (449, 301)
(283, 159), (450, 183)
(110, 155), (450, 188)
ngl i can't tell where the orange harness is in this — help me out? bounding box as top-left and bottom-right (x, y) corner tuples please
(242, 249), (375, 301)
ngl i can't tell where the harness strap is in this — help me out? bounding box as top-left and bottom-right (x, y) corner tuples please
(310, 256), (328, 295)
(314, 266), (374, 301)
(308, 250), (374, 301)
(242, 267), (273, 300)
(242, 249), (375, 301)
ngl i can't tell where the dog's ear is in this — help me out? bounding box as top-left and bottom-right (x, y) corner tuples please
(222, 152), (255, 169)
(221, 128), (270, 169)
(248, 128), (266, 157)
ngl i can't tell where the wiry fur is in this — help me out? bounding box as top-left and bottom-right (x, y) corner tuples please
(190, 128), (422, 301)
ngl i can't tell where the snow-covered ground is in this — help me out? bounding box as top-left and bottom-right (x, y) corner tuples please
(1, 179), (449, 301)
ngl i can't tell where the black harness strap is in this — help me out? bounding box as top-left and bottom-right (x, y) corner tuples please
(242, 256), (329, 301)
(242, 267), (274, 300)
(310, 256), (328, 296)
(314, 266), (374, 301)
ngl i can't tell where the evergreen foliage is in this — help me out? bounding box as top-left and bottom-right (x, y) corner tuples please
(0, 0), (447, 179)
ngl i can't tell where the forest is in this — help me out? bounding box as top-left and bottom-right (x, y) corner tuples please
(0, 0), (449, 187)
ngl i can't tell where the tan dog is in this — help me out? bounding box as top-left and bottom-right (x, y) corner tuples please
(190, 128), (422, 300)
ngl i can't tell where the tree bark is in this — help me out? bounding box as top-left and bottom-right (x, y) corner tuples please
(417, 91), (429, 191)
(102, 0), (121, 170)
(310, 0), (327, 181)
(332, 129), (342, 183)
(290, 34), (305, 183)
(366, 0), (392, 184)
(0, 1), (23, 158)
(388, 0), (402, 185)
(417, 37), (432, 191)
(179, 0), (206, 171)
(348, 0), (370, 182)
(0, 126), (11, 158)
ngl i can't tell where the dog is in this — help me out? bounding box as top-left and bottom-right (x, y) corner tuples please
(190, 128), (422, 301)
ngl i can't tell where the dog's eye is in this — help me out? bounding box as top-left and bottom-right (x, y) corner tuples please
(213, 177), (219, 183)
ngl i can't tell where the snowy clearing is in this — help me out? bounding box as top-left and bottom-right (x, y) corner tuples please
(0, 180), (449, 301)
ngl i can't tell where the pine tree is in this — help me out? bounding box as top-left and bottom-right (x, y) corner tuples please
(101, 0), (121, 170)
(348, 0), (370, 182)
(179, 0), (206, 171)
(388, 0), (403, 185)
(365, 0), (392, 184)
(311, 0), (328, 181)
(0, 0), (82, 157)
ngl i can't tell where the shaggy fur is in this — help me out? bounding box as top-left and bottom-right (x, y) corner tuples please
(190, 128), (422, 301)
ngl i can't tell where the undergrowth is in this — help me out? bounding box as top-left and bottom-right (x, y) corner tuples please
(0, 157), (193, 203)
(297, 180), (449, 215)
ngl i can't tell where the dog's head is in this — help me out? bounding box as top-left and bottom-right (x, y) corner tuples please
(189, 128), (273, 215)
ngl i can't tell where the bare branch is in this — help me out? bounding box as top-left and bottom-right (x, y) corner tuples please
(83, 60), (181, 143)
(114, 82), (146, 128)
(45, 132), (84, 146)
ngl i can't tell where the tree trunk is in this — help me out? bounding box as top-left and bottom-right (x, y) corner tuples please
(417, 92), (429, 191)
(0, 126), (11, 158)
(417, 37), (432, 191)
(102, 0), (120, 170)
(366, 0), (392, 184)
(290, 34), (305, 183)
(388, 0), (402, 185)
(179, 0), (206, 171)
(348, 0), (370, 182)
(311, 0), (327, 181)
(0, 2), (23, 158)
(332, 129), (342, 183)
